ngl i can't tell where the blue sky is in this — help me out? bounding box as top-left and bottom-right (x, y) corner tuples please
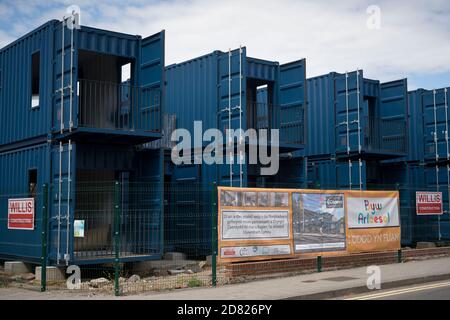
(0, 0), (449, 90)
(301, 194), (344, 219)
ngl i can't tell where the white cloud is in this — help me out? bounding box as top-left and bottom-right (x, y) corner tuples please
(1, 0), (449, 84)
(0, 30), (14, 49)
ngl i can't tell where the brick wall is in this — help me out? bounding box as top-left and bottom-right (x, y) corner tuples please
(225, 246), (450, 279)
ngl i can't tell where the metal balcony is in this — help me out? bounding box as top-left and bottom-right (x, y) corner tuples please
(247, 101), (305, 146)
(364, 116), (407, 154)
(78, 79), (161, 134)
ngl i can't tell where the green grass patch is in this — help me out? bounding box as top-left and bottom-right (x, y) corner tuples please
(187, 277), (202, 288)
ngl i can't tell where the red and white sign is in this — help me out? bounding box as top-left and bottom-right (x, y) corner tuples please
(416, 192), (443, 215)
(8, 198), (35, 230)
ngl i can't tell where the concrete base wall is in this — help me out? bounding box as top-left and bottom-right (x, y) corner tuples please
(35, 266), (65, 284)
(225, 247), (450, 278)
(4, 261), (31, 274)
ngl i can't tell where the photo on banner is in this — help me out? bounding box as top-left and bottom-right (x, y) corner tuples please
(218, 188), (292, 262)
(292, 193), (346, 253)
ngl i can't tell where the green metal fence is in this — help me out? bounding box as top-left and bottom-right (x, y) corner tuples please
(36, 181), (219, 296)
(1, 181), (450, 296)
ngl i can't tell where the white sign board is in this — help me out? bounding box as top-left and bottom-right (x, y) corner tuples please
(74, 220), (85, 237)
(347, 196), (399, 229)
(221, 210), (290, 240)
(221, 245), (291, 259)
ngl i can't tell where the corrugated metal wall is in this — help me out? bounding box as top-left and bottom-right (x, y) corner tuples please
(334, 71), (366, 154)
(217, 48), (248, 186)
(164, 51), (220, 187)
(407, 89), (425, 162)
(0, 143), (50, 261)
(306, 158), (337, 189)
(165, 52), (219, 133)
(278, 59), (307, 145)
(423, 88), (450, 161)
(0, 21), (55, 145)
(306, 73), (335, 156)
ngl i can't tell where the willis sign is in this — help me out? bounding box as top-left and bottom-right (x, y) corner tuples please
(8, 198), (35, 230)
(416, 192), (443, 215)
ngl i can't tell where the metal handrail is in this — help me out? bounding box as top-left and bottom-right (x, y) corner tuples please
(364, 116), (407, 153)
(77, 79), (161, 132)
(247, 100), (305, 145)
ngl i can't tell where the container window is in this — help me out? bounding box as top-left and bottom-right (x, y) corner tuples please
(31, 52), (40, 108)
(29, 169), (37, 199)
(121, 62), (131, 82)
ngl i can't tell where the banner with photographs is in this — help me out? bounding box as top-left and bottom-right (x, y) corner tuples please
(292, 193), (346, 253)
(217, 187), (401, 263)
(220, 189), (289, 207)
(219, 188), (291, 262)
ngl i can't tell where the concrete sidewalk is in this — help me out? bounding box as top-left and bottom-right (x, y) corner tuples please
(1, 256), (450, 300)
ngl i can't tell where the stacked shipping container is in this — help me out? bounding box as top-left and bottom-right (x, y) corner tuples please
(0, 19), (165, 265)
(1, 19), (449, 263)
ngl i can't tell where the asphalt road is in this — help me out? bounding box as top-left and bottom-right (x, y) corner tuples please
(340, 280), (450, 300)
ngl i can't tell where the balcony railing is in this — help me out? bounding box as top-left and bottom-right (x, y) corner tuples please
(247, 101), (305, 145)
(364, 117), (407, 154)
(247, 101), (270, 130)
(78, 79), (160, 132)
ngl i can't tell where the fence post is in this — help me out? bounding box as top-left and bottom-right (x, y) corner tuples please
(114, 181), (121, 296)
(40, 184), (49, 292)
(211, 181), (218, 287)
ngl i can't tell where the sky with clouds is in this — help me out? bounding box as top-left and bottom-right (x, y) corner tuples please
(0, 0), (449, 90)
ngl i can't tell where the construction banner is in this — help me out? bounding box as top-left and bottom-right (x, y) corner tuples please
(346, 227), (401, 253)
(346, 191), (400, 228)
(217, 187), (401, 263)
(345, 191), (401, 253)
(218, 188), (292, 262)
